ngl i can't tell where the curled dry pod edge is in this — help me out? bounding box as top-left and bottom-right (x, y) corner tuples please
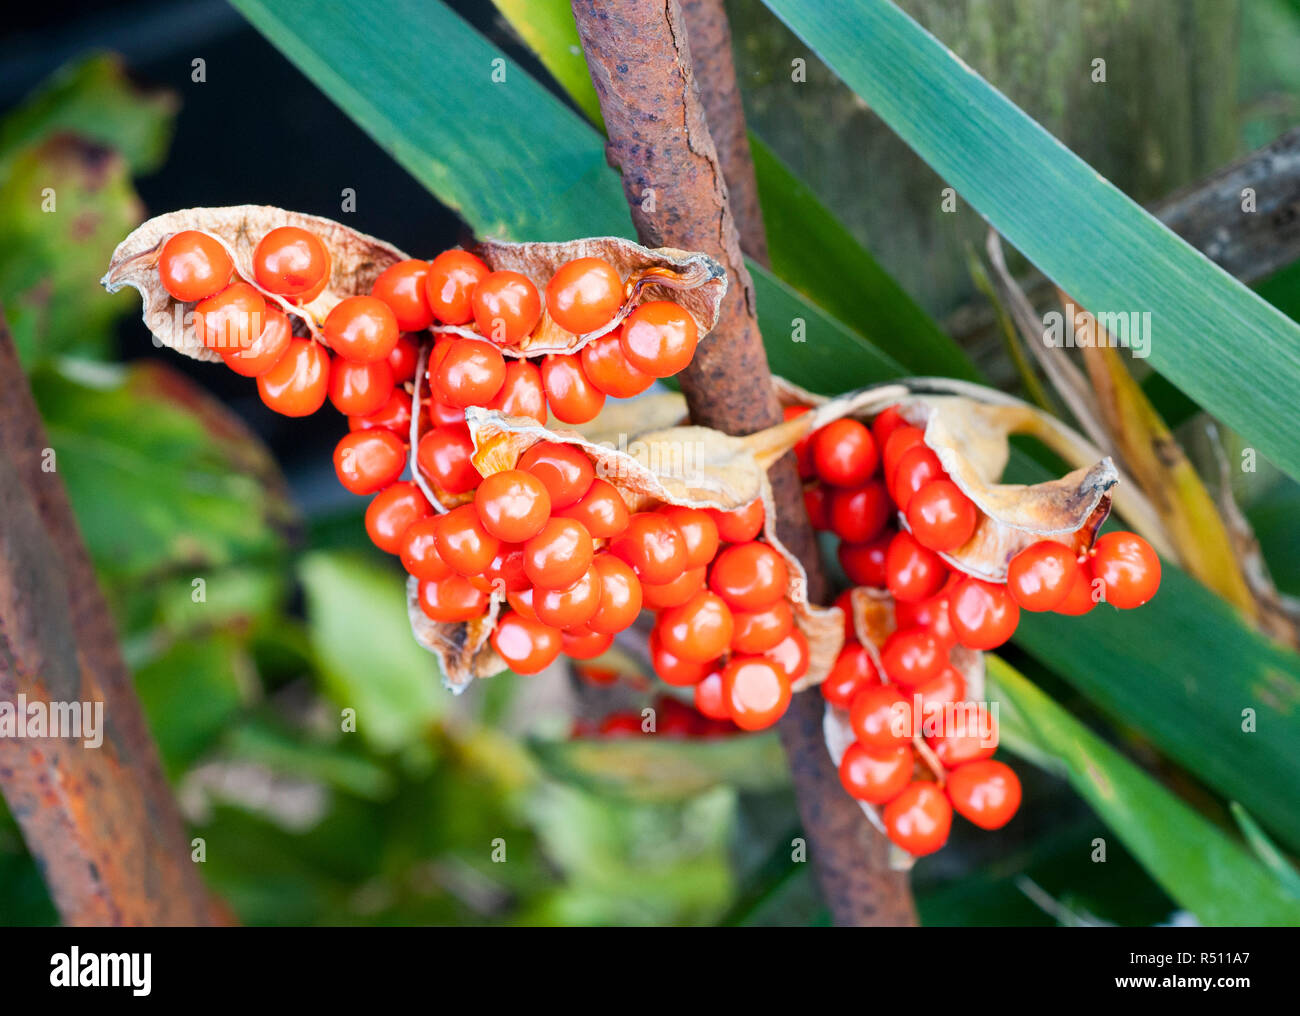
(773, 376), (1121, 582)
(102, 207), (728, 366)
(101, 205), (410, 360)
(407, 405), (844, 691)
(432, 236), (727, 357)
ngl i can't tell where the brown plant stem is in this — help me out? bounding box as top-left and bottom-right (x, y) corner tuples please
(0, 317), (218, 926)
(572, 0), (916, 926)
(679, 0), (770, 264)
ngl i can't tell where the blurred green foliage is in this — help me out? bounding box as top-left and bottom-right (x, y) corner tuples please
(0, 54), (814, 928)
(5, 0), (1300, 925)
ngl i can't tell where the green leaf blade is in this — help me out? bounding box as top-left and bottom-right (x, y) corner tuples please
(761, 0), (1300, 481)
(231, 0), (633, 240)
(989, 656), (1300, 927)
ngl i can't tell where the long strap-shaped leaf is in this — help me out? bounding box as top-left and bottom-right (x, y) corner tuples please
(761, 0), (1300, 483)
(230, 0), (906, 393)
(990, 657), (1300, 926)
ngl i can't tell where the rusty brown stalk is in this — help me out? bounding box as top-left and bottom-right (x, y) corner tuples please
(0, 316), (219, 926)
(572, 0), (916, 926)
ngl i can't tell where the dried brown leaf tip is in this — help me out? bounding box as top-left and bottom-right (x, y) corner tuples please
(406, 406), (843, 711)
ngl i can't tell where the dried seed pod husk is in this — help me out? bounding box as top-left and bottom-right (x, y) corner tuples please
(894, 395), (1116, 581)
(775, 376), (1119, 582)
(101, 205), (409, 360)
(846, 587), (985, 701)
(431, 237), (727, 356)
(406, 406), (844, 691)
(825, 587), (987, 868)
(103, 209), (728, 367)
(406, 578), (505, 691)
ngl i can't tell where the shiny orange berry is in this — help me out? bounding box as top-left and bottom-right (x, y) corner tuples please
(371, 259), (433, 331)
(1089, 531), (1161, 609)
(705, 500), (765, 544)
(730, 600), (795, 654)
(721, 656), (791, 731)
(219, 305), (291, 377)
(491, 611), (562, 674)
(561, 625), (614, 660)
(949, 577), (1020, 650)
(884, 531), (948, 603)
(588, 554), (643, 634)
(849, 684), (912, 750)
(534, 565), (603, 629)
(195, 282), (266, 352)
(434, 504), (501, 576)
(328, 357), (394, 416)
(324, 295), (399, 363)
(655, 591), (735, 663)
(474, 469), (552, 543)
(650, 630), (712, 687)
(158, 230), (232, 302)
(579, 334), (653, 398)
(253, 226), (330, 298)
(820, 643), (880, 709)
(333, 429), (406, 495)
(425, 249), (489, 325)
(658, 506), (719, 570)
(386, 333), (420, 384)
(556, 479), (629, 540)
(400, 517), (453, 581)
(763, 627), (809, 683)
(883, 782), (952, 856)
(416, 425), (480, 495)
(708, 541), (788, 612)
(541, 354), (605, 424)
(433, 338), (506, 408)
(523, 517), (594, 589)
(1006, 540), (1080, 612)
(257, 337), (330, 417)
(546, 257), (624, 335)
(610, 512), (686, 585)
(487, 359), (548, 425)
(365, 481), (432, 554)
(693, 670), (730, 718)
(419, 575), (489, 623)
(890, 445), (944, 512)
(471, 270), (542, 345)
(619, 300), (698, 377)
(828, 480), (891, 544)
(518, 441), (594, 508)
(906, 479), (977, 552)
(813, 418), (878, 487)
(946, 759), (1022, 830)
(640, 567), (707, 610)
(839, 742), (913, 804)
(880, 627), (946, 687)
